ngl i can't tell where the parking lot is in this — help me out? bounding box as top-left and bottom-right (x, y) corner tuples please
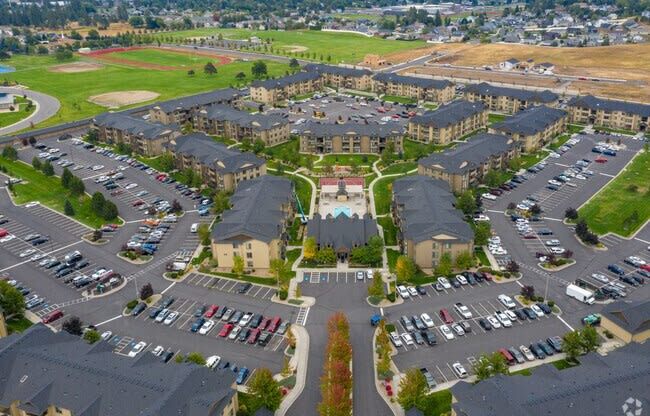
(183, 272), (277, 301)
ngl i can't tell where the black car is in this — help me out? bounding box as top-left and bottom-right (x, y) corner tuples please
(213, 306), (226, 319)
(546, 336), (563, 353)
(466, 275), (476, 285)
(194, 305), (206, 317)
(473, 272), (484, 283)
(415, 285), (426, 295)
(238, 328), (251, 342)
(529, 343), (546, 359)
(257, 332), (272, 347)
(161, 350), (174, 363)
(55, 268), (73, 278)
(229, 310), (243, 324)
(620, 275), (639, 287)
(514, 309), (527, 321)
(75, 260), (90, 270)
(249, 314), (263, 328)
(412, 331), (424, 345)
(45, 260), (61, 269)
(537, 303), (552, 315)
(54, 263), (69, 273)
(637, 270), (650, 279)
(131, 302), (146, 316)
(149, 307), (162, 319)
(522, 307), (537, 320)
(478, 318), (492, 331)
(32, 237), (49, 246)
(238, 283), (252, 294)
(538, 340), (555, 356)
(631, 275), (645, 285)
(450, 279), (461, 288)
(421, 330), (437, 346)
(161, 297), (175, 308)
(0, 218), (8, 225)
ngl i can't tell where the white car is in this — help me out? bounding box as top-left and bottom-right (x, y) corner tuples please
(437, 277), (451, 289)
(125, 183), (138, 190)
(519, 345), (536, 361)
(100, 331), (112, 341)
(73, 165), (84, 171)
(451, 323), (465, 336)
(504, 310), (517, 322)
(482, 193), (497, 201)
(407, 286), (418, 297)
(549, 247), (565, 255)
(163, 311), (178, 325)
(390, 331), (403, 347)
(155, 309), (169, 323)
(228, 325), (242, 340)
(420, 313), (435, 328)
(239, 312), (253, 327)
(152, 345), (165, 356)
(454, 303), (473, 319)
(199, 320), (215, 335)
(591, 273), (609, 284)
(191, 223), (199, 233)
(366, 269), (374, 279)
(545, 239), (561, 247)
(25, 202), (40, 208)
(30, 253), (45, 262)
(91, 268), (109, 280)
(48, 148), (60, 153)
(455, 275), (468, 285)
(397, 285), (410, 299)
(452, 362), (468, 378)
(498, 294), (516, 309)
(19, 249), (36, 258)
(486, 315), (501, 329)
(91, 165), (104, 171)
(439, 325), (455, 340)
(530, 304), (545, 317)
(496, 313), (512, 328)
(400, 333), (414, 346)
(128, 341), (147, 357)
(206, 355), (221, 369)
(0, 235), (15, 243)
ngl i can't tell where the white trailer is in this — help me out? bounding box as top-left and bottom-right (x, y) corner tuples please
(566, 284), (595, 305)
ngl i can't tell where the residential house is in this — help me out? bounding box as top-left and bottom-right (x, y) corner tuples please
(392, 175), (474, 270)
(567, 95), (650, 132)
(167, 133), (266, 192)
(600, 299), (650, 343)
(250, 71), (322, 105)
(307, 213), (378, 262)
(298, 122), (404, 154)
(211, 176), (294, 273)
(418, 133), (521, 192)
(407, 100), (488, 144)
(464, 82), (559, 114)
(91, 113), (180, 156)
(372, 73), (455, 103)
(489, 106), (567, 152)
(0, 93), (13, 110)
(149, 88), (242, 125)
(499, 58), (520, 70)
(193, 104), (290, 146)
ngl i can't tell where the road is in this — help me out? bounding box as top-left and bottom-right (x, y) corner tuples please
(0, 87), (60, 136)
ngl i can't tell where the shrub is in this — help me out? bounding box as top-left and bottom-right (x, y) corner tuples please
(126, 299), (138, 310)
(279, 288), (288, 300)
(604, 329), (614, 339)
(547, 300), (555, 308)
(386, 292), (396, 302)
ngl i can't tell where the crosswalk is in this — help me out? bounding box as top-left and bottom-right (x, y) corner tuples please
(295, 307), (310, 326)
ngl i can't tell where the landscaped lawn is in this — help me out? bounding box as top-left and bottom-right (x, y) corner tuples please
(403, 139), (454, 160)
(475, 247), (490, 267)
(317, 154), (378, 166)
(6, 316), (33, 334)
(381, 94), (417, 105)
(155, 29), (428, 64)
(579, 150), (650, 236)
(263, 138), (318, 169)
(0, 97), (35, 128)
(378, 216), (398, 246)
(0, 156), (120, 228)
(418, 389), (452, 416)
(548, 134), (571, 151)
(1, 54), (289, 129)
(519, 150), (550, 170)
(567, 124), (585, 134)
(381, 161), (417, 175)
(364, 173), (377, 187)
(373, 175), (401, 215)
(488, 113), (507, 124)
(107, 48), (217, 68)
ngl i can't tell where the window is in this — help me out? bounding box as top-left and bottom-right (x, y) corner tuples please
(445, 243), (452, 249)
(247, 261), (254, 268)
(246, 252), (253, 259)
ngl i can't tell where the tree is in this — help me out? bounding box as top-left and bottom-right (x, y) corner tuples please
(456, 190), (477, 216)
(247, 368), (282, 411)
(565, 207), (579, 220)
(171, 199), (183, 214)
(69, 176), (85, 196)
(54, 47), (73, 61)
(395, 255), (416, 282)
(506, 260), (519, 274)
(197, 223), (210, 246)
(1, 145), (17, 161)
(483, 170), (502, 187)
(204, 62), (217, 75)
(252, 139), (266, 154)
(281, 356), (293, 377)
(0, 280), (25, 318)
(42, 161), (54, 176)
(62, 316), (83, 336)
(252, 60), (268, 78)
(474, 221), (491, 246)
(315, 247), (336, 264)
(397, 368), (428, 410)
(187, 69), (195, 77)
(140, 283), (153, 300)
(0, 51), (10, 61)
(235, 71), (246, 82)
(436, 252), (452, 276)
(61, 167), (73, 188)
(562, 330), (583, 362)
(303, 236), (317, 260)
(185, 352), (206, 365)
(580, 326), (600, 353)
(101, 201), (118, 220)
(530, 204), (542, 216)
(270, 258), (288, 286)
(32, 156), (41, 170)
(488, 351), (509, 376)
(368, 271), (384, 298)
(473, 355), (493, 381)
(521, 285), (535, 300)
(84, 329), (101, 344)
(64, 199), (74, 216)
(381, 141), (396, 165)
(289, 58), (300, 71)
(91, 192), (106, 214)
(455, 250), (473, 270)
(233, 255), (244, 275)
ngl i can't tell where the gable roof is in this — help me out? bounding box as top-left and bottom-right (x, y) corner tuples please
(211, 176), (292, 243)
(393, 175), (473, 244)
(465, 82), (558, 104)
(307, 213), (378, 252)
(451, 341), (650, 416)
(153, 88), (241, 113)
(92, 113), (178, 140)
(567, 95), (650, 117)
(409, 100), (485, 128)
(200, 104), (288, 131)
(171, 133), (265, 174)
(299, 121), (404, 138)
(0, 325), (236, 416)
(419, 133), (519, 174)
(373, 73), (453, 90)
(601, 299), (650, 334)
(491, 106), (567, 136)
(251, 71), (321, 90)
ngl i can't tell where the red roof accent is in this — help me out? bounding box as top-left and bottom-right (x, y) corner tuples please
(319, 177), (364, 186)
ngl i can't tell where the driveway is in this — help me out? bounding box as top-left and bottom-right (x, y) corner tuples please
(0, 87), (60, 136)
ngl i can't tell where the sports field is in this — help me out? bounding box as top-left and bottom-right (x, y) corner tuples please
(1, 54), (289, 129)
(157, 29), (428, 64)
(88, 47), (233, 70)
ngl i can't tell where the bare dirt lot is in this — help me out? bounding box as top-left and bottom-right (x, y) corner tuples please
(405, 66), (562, 89)
(48, 62), (104, 73)
(88, 90), (160, 108)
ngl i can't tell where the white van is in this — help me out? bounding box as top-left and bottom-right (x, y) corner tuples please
(190, 223), (199, 233)
(206, 355), (221, 369)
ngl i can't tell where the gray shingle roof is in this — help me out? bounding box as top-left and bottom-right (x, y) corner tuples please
(491, 106), (567, 136)
(465, 82), (558, 104)
(373, 73), (453, 90)
(410, 100), (485, 128)
(568, 95), (650, 117)
(601, 299), (650, 334)
(154, 88), (241, 113)
(307, 213), (378, 252)
(0, 324), (236, 416)
(451, 341), (650, 416)
(211, 175), (292, 243)
(251, 71), (321, 90)
(299, 121), (404, 138)
(92, 113), (178, 140)
(200, 104), (288, 130)
(419, 133), (519, 174)
(303, 63), (372, 78)
(172, 133), (265, 174)
(393, 175), (474, 243)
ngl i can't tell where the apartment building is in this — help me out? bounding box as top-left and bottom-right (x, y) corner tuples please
(567, 95), (650, 132)
(464, 82), (559, 114)
(168, 133), (266, 192)
(489, 106), (568, 152)
(418, 133), (521, 193)
(407, 100), (488, 144)
(250, 71), (322, 105)
(372, 73), (455, 103)
(298, 122), (404, 154)
(0, 325), (239, 416)
(303, 63), (374, 91)
(211, 176), (294, 273)
(392, 175), (474, 270)
(600, 299), (650, 344)
(91, 112), (180, 156)
(149, 88), (242, 125)
(193, 104), (290, 146)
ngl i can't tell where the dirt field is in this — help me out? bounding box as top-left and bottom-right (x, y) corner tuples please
(48, 62), (104, 73)
(282, 45), (309, 53)
(63, 22), (135, 37)
(88, 90), (160, 108)
(85, 46), (233, 71)
(405, 66), (562, 89)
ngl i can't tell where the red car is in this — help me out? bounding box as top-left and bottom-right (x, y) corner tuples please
(0, 228), (8, 238)
(259, 317), (271, 331)
(110, 190), (123, 196)
(218, 323), (234, 337)
(439, 308), (453, 324)
(42, 310), (64, 324)
(132, 200), (144, 207)
(595, 156), (608, 163)
(268, 316), (282, 333)
(204, 304), (218, 318)
(640, 264), (650, 272)
(247, 328), (261, 344)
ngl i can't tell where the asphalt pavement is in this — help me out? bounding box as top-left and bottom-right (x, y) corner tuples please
(0, 87), (60, 136)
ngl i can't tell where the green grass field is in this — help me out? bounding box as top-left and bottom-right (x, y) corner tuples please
(378, 216), (398, 245)
(488, 113), (507, 124)
(382, 94), (417, 105)
(317, 154), (378, 166)
(157, 29), (427, 64)
(380, 161), (417, 175)
(373, 175), (402, 215)
(548, 134), (571, 151)
(107, 48), (214, 68)
(579, 151), (650, 236)
(1, 54), (289, 129)
(0, 102), (35, 128)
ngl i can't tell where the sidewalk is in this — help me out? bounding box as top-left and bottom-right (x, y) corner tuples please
(276, 325), (310, 416)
